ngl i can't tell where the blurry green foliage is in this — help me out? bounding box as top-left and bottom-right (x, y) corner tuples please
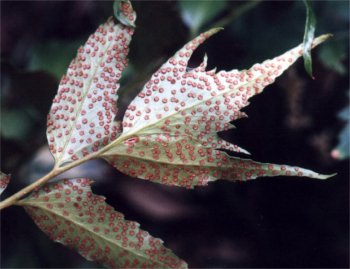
(315, 0), (349, 75)
(0, 63), (57, 169)
(319, 39), (347, 75)
(332, 93), (350, 160)
(1, 109), (36, 141)
(302, 0), (317, 78)
(179, 0), (227, 36)
(28, 41), (82, 79)
(129, 1), (186, 71)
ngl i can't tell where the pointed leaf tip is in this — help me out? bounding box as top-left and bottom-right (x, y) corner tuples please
(317, 173), (337, 180)
(312, 33), (333, 47)
(114, 0), (136, 28)
(205, 27), (224, 36)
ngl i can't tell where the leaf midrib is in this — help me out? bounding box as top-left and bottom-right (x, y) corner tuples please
(22, 200), (170, 267)
(119, 39), (307, 143)
(105, 148), (248, 168)
(118, 68), (264, 143)
(55, 24), (121, 166)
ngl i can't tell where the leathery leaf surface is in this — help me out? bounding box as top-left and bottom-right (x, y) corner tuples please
(102, 31), (333, 188)
(46, 0), (135, 166)
(19, 178), (187, 268)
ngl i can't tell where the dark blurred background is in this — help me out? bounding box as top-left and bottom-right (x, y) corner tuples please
(1, 0), (349, 268)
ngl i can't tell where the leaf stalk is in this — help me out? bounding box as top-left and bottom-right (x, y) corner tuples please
(0, 150), (101, 211)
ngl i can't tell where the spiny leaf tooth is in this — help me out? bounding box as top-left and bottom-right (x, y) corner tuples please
(216, 139), (250, 155)
(208, 67), (217, 74)
(174, 27), (222, 68)
(199, 53), (208, 71)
